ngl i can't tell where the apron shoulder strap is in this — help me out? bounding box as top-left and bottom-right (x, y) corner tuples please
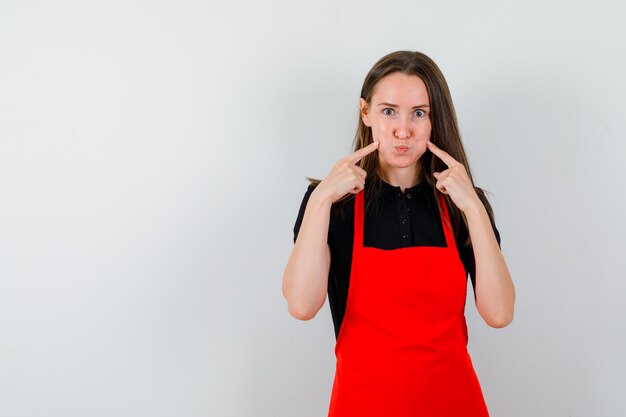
(437, 193), (457, 250)
(354, 191), (365, 249)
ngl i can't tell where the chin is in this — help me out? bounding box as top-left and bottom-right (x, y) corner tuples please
(381, 154), (421, 169)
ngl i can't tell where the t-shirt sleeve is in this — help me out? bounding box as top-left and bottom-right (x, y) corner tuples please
(459, 215), (501, 294)
(293, 184), (316, 243)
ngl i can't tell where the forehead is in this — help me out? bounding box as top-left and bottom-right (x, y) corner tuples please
(371, 72), (429, 105)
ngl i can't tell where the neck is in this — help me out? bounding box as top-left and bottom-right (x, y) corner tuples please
(379, 163), (421, 192)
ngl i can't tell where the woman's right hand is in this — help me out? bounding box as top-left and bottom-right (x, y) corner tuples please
(313, 141), (379, 203)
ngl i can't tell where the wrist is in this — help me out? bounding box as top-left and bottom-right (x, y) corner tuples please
(309, 186), (335, 209)
(463, 198), (488, 222)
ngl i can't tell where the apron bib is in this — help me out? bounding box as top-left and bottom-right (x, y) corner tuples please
(327, 190), (490, 417)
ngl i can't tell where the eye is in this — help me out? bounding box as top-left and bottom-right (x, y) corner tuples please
(382, 108), (394, 116)
(414, 109), (426, 117)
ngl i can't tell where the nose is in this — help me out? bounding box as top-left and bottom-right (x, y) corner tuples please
(394, 116), (411, 139)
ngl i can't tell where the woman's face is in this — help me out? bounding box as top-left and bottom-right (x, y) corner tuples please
(360, 72), (432, 172)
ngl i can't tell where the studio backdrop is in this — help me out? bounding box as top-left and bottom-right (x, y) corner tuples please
(1, 1), (625, 416)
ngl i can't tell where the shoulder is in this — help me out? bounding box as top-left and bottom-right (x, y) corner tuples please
(293, 184), (317, 241)
(292, 184), (354, 242)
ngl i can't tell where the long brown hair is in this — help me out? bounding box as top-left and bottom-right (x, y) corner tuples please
(309, 50), (496, 248)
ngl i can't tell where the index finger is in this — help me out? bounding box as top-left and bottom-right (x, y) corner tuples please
(346, 141), (379, 164)
(427, 141), (459, 168)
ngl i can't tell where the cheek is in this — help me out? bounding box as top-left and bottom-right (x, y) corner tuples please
(415, 143), (429, 156)
(370, 120), (389, 135)
(377, 138), (396, 152)
(422, 120), (433, 136)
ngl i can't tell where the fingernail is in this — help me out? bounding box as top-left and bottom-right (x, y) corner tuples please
(427, 141), (433, 146)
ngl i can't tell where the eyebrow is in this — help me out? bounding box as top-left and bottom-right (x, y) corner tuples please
(376, 102), (430, 108)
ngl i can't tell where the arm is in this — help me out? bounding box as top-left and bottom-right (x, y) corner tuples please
(427, 140), (515, 328)
(464, 204), (515, 328)
(282, 188), (333, 320)
(282, 141), (379, 321)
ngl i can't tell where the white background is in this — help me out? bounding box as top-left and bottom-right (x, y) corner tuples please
(1, 1), (625, 416)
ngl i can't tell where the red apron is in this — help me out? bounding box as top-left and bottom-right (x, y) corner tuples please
(327, 190), (490, 417)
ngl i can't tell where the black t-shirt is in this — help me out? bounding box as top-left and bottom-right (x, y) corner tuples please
(293, 179), (501, 340)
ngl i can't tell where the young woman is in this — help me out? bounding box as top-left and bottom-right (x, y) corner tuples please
(282, 50), (515, 416)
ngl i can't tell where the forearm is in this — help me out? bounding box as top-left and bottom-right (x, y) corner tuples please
(282, 188), (333, 320)
(464, 203), (516, 328)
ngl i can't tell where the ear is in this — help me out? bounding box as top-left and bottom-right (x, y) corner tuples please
(359, 98), (371, 127)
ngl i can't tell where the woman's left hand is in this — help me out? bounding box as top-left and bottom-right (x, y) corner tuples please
(427, 141), (482, 214)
